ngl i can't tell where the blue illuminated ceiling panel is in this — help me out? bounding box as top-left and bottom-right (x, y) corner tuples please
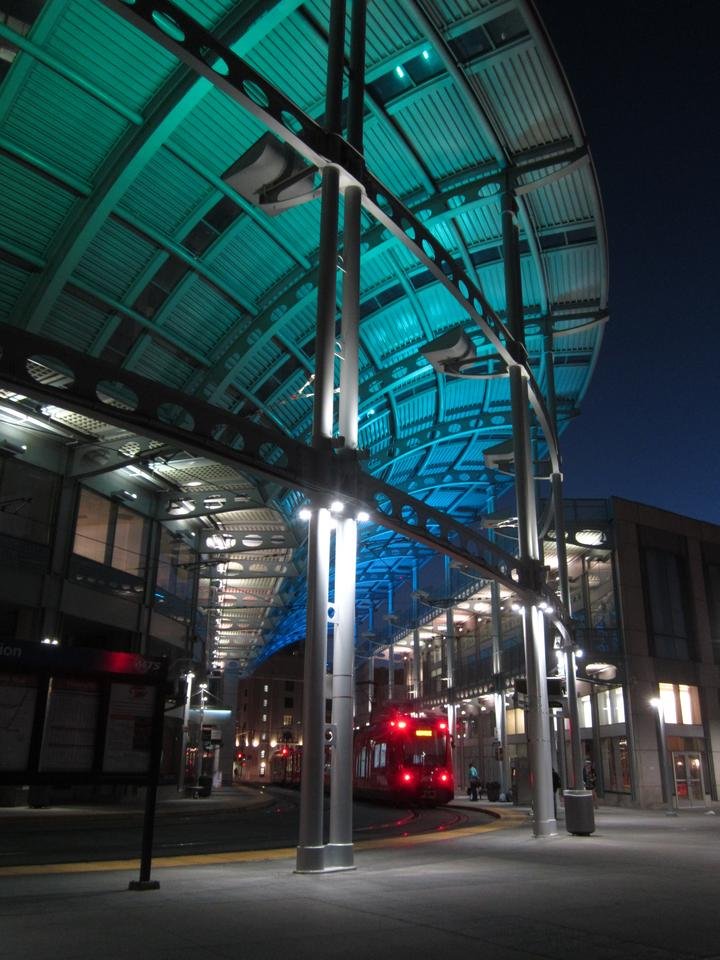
(0, 0), (607, 673)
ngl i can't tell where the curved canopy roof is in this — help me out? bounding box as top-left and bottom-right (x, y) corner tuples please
(0, 0), (607, 673)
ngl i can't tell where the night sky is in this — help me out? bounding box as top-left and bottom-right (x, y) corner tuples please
(535, 1), (720, 523)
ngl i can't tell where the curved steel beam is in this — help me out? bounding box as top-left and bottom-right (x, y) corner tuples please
(100, 0), (560, 475)
(0, 322), (553, 603)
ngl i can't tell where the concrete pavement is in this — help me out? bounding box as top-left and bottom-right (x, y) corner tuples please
(1, 800), (719, 959)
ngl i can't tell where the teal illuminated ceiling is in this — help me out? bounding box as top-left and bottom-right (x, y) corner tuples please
(0, 0), (607, 672)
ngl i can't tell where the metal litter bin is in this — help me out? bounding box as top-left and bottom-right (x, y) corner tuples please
(563, 789), (595, 835)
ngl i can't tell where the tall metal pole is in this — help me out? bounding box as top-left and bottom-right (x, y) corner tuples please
(296, 152), (340, 871)
(327, 171), (364, 872)
(444, 557), (457, 784)
(543, 327), (583, 789)
(487, 485), (509, 795)
(412, 566), (422, 699)
(503, 186), (556, 837)
(177, 670), (194, 793)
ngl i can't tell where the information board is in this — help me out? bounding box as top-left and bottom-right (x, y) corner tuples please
(103, 683), (156, 774)
(38, 677), (100, 772)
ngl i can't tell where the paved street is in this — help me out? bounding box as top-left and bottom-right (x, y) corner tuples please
(1, 804), (718, 960)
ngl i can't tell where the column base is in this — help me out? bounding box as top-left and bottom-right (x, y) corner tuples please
(531, 816), (558, 838)
(324, 842), (355, 871)
(128, 880), (160, 891)
(295, 844), (327, 873)
(295, 843), (357, 873)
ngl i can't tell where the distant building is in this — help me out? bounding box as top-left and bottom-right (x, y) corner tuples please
(361, 498), (720, 809)
(234, 647), (305, 781)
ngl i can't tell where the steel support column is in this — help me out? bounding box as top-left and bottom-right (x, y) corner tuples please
(296, 154), (341, 870)
(444, 558), (457, 786)
(487, 486), (509, 795)
(326, 174), (363, 870)
(544, 328), (583, 789)
(503, 189), (556, 837)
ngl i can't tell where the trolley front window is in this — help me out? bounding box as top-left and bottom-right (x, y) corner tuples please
(402, 732), (448, 766)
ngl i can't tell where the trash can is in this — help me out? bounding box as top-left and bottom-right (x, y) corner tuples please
(563, 789), (595, 835)
(197, 776), (213, 798)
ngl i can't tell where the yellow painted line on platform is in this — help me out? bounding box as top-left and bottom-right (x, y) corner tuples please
(0, 810), (525, 878)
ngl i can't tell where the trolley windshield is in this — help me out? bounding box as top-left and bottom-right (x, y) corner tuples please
(401, 729), (448, 767)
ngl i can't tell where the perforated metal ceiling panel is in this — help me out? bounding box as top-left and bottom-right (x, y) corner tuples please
(0, 0), (607, 673)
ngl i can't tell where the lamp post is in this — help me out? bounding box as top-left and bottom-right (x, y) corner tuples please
(650, 697), (677, 816)
(178, 670), (194, 793)
(197, 682), (208, 785)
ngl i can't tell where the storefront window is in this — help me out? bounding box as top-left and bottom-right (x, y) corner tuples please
(600, 735), (631, 792)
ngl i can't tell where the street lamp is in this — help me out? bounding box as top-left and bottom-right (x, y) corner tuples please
(650, 697), (677, 816)
(177, 670), (194, 793)
(197, 682), (208, 785)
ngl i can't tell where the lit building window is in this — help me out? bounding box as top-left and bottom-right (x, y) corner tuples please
(262, 713), (267, 722)
(259, 762), (266, 777)
(506, 707), (525, 736)
(659, 682), (701, 725)
(578, 695), (593, 728)
(263, 684), (269, 693)
(598, 686), (625, 725)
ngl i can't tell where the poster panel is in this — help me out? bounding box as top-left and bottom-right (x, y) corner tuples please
(38, 677), (100, 771)
(103, 683), (156, 774)
(0, 674), (37, 770)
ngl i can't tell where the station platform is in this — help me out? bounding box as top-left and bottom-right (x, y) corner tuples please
(1, 795), (718, 960)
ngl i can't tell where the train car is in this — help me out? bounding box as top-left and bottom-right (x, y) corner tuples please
(269, 711), (454, 806)
(353, 711), (454, 805)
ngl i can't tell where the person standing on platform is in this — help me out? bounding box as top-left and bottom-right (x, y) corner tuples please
(468, 764), (480, 801)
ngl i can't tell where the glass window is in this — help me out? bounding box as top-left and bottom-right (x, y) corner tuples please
(578, 695), (592, 728)
(156, 529), (195, 600)
(372, 741), (387, 768)
(597, 686), (625, 725)
(586, 555), (617, 629)
(282, 714), (292, 727)
(659, 682), (701, 725)
(0, 459), (56, 544)
(644, 547), (692, 659)
(600, 735), (631, 792)
(73, 488), (112, 564)
(356, 745), (370, 778)
(111, 505), (148, 576)
(506, 708), (525, 736)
